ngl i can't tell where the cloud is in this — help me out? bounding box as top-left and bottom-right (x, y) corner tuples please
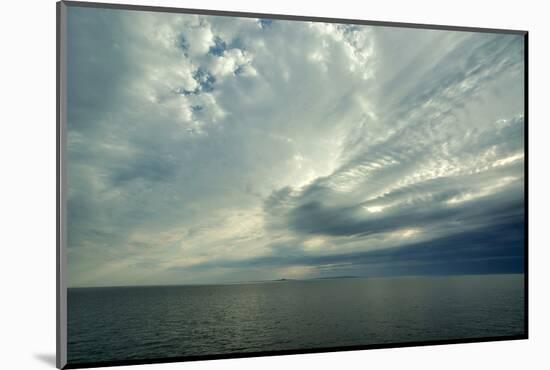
(66, 6), (525, 287)
(185, 218), (524, 278)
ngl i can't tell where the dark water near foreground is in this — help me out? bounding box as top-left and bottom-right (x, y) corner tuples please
(68, 274), (525, 364)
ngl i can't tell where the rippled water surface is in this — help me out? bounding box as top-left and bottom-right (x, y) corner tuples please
(68, 274), (524, 364)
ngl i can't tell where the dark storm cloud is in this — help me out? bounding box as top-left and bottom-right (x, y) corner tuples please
(180, 217), (524, 276)
(263, 161), (524, 238)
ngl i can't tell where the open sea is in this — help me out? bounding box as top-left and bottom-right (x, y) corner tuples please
(67, 274), (525, 365)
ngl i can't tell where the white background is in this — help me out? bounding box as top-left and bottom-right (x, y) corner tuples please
(1, 0), (548, 369)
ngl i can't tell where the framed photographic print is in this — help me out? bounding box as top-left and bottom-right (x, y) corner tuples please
(57, 1), (528, 368)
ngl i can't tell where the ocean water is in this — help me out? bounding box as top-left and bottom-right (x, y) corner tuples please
(67, 274), (525, 365)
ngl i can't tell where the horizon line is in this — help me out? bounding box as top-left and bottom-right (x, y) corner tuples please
(67, 271), (524, 289)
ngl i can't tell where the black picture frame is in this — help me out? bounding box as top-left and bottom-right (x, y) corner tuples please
(56, 1), (529, 368)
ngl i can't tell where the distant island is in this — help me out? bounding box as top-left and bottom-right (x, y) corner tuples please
(270, 276), (360, 282)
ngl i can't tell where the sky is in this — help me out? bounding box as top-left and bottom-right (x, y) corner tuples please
(66, 6), (525, 287)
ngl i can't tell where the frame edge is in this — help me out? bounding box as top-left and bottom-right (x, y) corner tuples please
(57, 1), (68, 369)
(61, 0), (527, 35)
